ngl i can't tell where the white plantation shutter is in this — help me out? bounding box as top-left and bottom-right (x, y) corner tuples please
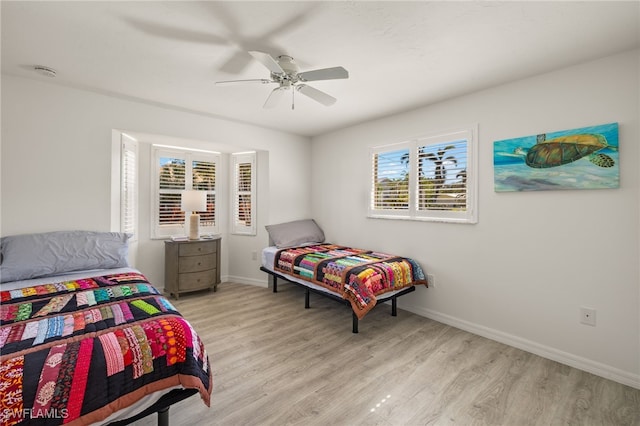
(120, 135), (138, 240)
(231, 152), (256, 235)
(370, 144), (411, 216)
(369, 127), (477, 223)
(192, 157), (217, 228)
(153, 147), (219, 238)
(157, 153), (186, 233)
(417, 138), (468, 212)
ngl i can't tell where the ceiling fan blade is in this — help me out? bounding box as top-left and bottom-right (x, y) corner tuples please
(298, 66), (349, 82)
(215, 79), (272, 86)
(122, 17), (228, 46)
(249, 51), (284, 75)
(296, 84), (337, 106)
(219, 50), (254, 75)
(264, 87), (286, 108)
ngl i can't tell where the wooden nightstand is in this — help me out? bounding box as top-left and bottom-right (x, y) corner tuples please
(164, 237), (221, 299)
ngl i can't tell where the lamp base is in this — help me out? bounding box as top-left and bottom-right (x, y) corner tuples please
(189, 213), (200, 240)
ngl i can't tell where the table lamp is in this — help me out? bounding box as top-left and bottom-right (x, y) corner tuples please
(181, 190), (207, 240)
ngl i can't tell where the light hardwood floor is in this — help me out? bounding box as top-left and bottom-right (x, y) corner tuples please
(133, 282), (640, 426)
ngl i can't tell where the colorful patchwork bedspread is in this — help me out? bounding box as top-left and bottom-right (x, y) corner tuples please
(275, 244), (427, 319)
(0, 271), (212, 426)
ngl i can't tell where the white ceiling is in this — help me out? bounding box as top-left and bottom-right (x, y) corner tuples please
(2, 1), (639, 137)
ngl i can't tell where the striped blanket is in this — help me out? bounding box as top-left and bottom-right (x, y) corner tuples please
(275, 244), (427, 319)
(0, 271), (212, 426)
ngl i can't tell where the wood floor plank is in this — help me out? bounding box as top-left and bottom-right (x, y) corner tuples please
(129, 282), (640, 426)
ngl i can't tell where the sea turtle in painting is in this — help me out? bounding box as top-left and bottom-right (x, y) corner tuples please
(514, 133), (617, 169)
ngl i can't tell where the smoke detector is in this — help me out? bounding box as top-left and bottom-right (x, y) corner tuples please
(34, 66), (57, 78)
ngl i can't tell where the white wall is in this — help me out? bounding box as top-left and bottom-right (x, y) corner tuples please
(1, 75), (312, 286)
(311, 50), (640, 388)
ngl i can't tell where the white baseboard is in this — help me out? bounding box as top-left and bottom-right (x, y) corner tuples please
(224, 275), (268, 288)
(402, 304), (640, 390)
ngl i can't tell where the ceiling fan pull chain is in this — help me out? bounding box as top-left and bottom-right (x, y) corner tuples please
(292, 86), (295, 110)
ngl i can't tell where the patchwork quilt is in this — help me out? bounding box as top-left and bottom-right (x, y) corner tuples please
(275, 244), (427, 319)
(0, 271), (212, 426)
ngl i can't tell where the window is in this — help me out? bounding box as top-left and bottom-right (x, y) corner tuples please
(152, 146), (219, 238)
(370, 127), (477, 223)
(231, 152), (257, 235)
(371, 144), (411, 212)
(120, 134), (138, 240)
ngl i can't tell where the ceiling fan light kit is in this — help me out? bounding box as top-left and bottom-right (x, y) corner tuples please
(216, 51), (348, 110)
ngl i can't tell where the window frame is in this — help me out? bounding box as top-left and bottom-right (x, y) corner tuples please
(369, 126), (478, 224)
(151, 146), (220, 239)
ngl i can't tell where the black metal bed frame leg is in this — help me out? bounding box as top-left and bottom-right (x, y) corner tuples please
(272, 276), (278, 293)
(392, 297), (398, 316)
(352, 312), (359, 333)
(305, 288), (310, 308)
(157, 406), (169, 426)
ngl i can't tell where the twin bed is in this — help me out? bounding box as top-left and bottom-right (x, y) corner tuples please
(0, 231), (212, 425)
(260, 219), (428, 333)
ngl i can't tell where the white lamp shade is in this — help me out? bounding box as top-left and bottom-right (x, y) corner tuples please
(181, 190), (207, 212)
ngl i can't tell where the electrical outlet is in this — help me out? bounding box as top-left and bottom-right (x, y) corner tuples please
(427, 274), (435, 288)
(580, 307), (596, 326)
(251, 251), (257, 261)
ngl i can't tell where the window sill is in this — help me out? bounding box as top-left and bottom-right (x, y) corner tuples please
(367, 213), (476, 224)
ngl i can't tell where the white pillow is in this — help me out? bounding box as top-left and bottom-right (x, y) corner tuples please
(0, 231), (131, 283)
(265, 219), (325, 248)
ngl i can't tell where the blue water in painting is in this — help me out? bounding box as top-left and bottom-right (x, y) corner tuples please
(493, 123), (619, 192)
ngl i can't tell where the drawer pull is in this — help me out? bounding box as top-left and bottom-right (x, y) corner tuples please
(197, 262), (201, 266)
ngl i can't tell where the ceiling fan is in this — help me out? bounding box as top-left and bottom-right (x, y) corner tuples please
(215, 51), (349, 109)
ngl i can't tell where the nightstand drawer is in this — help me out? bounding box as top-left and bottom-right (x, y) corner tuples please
(178, 270), (216, 291)
(179, 254), (216, 273)
(179, 241), (216, 257)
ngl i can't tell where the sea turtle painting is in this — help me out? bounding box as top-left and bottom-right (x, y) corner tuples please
(493, 122), (619, 192)
(516, 133), (617, 169)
